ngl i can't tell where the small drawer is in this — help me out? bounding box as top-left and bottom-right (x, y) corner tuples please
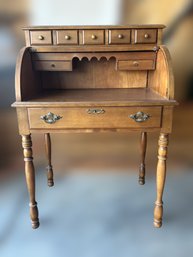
(109, 29), (131, 44)
(28, 107), (161, 129)
(56, 30), (78, 45)
(133, 29), (157, 44)
(80, 30), (105, 45)
(33, 61), (72, 71)
(30, 30), (52, 45)
(117, 59), (155, 71)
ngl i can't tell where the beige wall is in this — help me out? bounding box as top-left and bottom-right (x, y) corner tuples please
(0, 0), (28, 14)
(121, 0), (193, 101)
(122, 0), (191, 25)
(29, 0), (123, 25)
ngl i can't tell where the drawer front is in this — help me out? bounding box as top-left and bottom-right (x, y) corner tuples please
(30, 30), (52, 45)
(33, 61), (72, 71)
(134, 29), (157, 44)
(28, 107), (162, 129)
(117, 59), (155, 71)
(109, 29), (131, 44)
(56, 30), (78, 45)
(81, 30), (105, 45)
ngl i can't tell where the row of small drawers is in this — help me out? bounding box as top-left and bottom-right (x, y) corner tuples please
(33, 52), (156, 71)
(28, 107), (162, 129)
(33, 59), (155, 71)
(29, 29), (158, 46)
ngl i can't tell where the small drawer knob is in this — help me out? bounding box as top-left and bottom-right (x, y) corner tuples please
(91, 34), (97, 40)
(118, 34), (123, 39)
(65, 35), (71, 40)
(38, 35), (44, 40)
(133, 61), (139, 67)
(51, 63), (55, 67)
(144, 33), (150, 39)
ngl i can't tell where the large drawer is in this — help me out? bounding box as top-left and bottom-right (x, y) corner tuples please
(28, 107), (162, 129)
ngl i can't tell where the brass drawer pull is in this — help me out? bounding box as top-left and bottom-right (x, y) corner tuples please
(130, 111), (150, 123)
(65, 35), (71, 40)
(118, 34), (123, 39)
(38, 35), (44, 40)
(133, 61), (139, 67)
(91, 34), (97, 40)
(41, 112), (62, 124)
(87, 109), (105, 114)
(144, 33), (150, 39)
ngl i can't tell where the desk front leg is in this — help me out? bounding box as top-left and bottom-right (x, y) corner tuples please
(22, 134), (40, 229)
(139, 132), (147, 185)
(154, 133), (169, 228)
(45, 133), (54, 187)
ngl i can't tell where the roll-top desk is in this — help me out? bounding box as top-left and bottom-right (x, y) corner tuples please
(12, 25), (177, 229)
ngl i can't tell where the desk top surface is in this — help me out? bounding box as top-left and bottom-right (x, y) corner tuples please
(12, 88), (177, 108)
(23, 24), (166, 30)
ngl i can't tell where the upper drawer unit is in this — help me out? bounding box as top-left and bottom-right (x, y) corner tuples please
(26, 26), (163, 46)
(30, 30), (52, 45)
(133, 29), (157, 44)
(56, 30), (78, 45)
(79, 30), (105, 45)
(109, 29), (131, 44)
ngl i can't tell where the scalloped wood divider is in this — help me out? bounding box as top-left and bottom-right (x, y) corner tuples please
(32, 52), (156, 62)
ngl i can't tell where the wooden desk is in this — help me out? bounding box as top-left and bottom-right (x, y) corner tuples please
(12, 25), (177, 229)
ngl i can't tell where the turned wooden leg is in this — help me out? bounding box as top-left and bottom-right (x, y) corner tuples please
(22, 134), (40, 229)
(154, 133), (169, 228)
(139, 132), (147, 185)
(45, 133), (54, 187)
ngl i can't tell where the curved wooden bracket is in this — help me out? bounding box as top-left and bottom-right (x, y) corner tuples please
(15, 47), (27, 101)
(31, 51), (156, 62)
(15, 47), (41, 101)
(148, 45), (175, 100)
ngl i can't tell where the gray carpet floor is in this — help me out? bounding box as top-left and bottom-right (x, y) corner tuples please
(0, 170), (193, 257)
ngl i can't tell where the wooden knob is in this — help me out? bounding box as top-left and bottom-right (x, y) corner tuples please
(118, 34), (123, 39)
(51, 64), (55, 67)
(65, 35), (70, 40)
(133, 61), (139, 67)
(38, 35), (44, 40)
(91, 34), (97, 40)
(144, 33), (150, 39)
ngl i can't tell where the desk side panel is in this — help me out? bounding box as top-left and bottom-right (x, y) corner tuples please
(15, 47), (42, 101)
(148, 46), (175, 99)
(16, 108), (30, 135)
